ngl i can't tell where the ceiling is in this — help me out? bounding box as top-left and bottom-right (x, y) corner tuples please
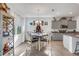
(7, 3), (79, 17)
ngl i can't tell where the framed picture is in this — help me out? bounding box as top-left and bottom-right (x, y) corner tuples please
(33, 21), (35, 25)
(41, 21), (44, 26)
(45, 22), (48, 25)
(17, 26), (21, 34)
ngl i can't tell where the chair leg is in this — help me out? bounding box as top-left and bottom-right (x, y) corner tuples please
(46, 37), (48, 46)
(75, 44), (77, 54)
(36, 42), (38, 49)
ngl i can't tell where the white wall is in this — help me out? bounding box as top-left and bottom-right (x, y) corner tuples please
(14, 14), (25, 48)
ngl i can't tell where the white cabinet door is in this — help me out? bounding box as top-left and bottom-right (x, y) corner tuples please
(51, 33), (63, 40)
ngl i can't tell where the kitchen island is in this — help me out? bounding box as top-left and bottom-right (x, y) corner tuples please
(63, 33), (79, 53)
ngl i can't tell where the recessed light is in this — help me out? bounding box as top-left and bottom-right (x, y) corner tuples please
(51, 9), (54, 12)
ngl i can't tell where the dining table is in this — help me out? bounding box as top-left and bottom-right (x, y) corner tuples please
(30, 32), (48, 51)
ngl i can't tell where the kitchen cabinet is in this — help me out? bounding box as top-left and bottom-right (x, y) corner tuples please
(63, 34), (79, 53)
(51, 33), (63, 40)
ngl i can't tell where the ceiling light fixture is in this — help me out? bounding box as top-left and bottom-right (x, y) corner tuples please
(35, 8), (41, 24)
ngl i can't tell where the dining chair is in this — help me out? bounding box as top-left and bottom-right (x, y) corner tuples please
(40, 34), (49, 48)
(25, 32), (38, 55)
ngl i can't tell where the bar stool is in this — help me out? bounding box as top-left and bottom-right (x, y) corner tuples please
(75, 42), (79, 54)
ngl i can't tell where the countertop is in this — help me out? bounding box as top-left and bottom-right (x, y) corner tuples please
(51, 31), (79, 33)
(51, 31), (79, 38)
(63, 32), (79, 38)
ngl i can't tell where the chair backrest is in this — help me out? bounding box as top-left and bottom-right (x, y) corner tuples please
(26, 32), (32, 41)
(44, 32), (51, 40)
(43, 34), (48, 39)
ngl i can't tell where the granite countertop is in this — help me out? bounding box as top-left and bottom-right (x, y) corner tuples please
(51, 31), (79, 38)
(51, 31), (79, 33)
(63, 32), (79, 38)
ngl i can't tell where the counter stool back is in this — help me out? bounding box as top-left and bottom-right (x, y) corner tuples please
(75, 42), (79, 54)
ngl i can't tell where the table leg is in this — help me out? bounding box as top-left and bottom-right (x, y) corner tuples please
(38, 37), (40, 51)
